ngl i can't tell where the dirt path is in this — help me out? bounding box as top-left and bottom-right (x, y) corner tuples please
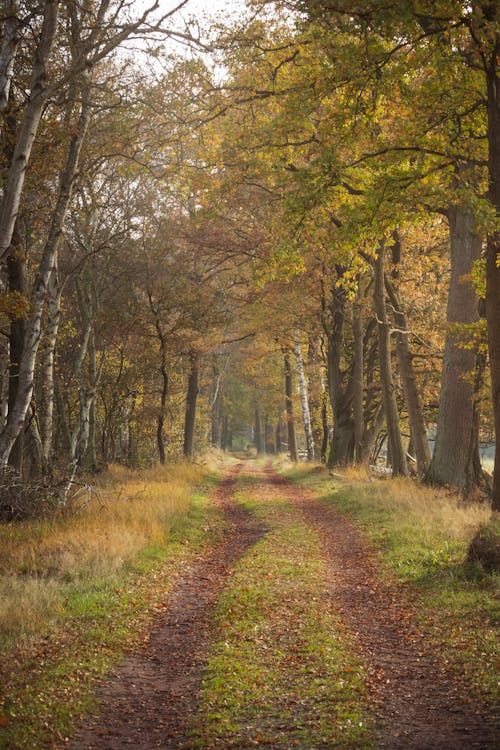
(67, 462), (499, 749)
(68, 464), (267, 750)
(263, 465), (500, 750)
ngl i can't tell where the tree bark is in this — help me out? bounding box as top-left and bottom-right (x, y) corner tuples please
(294, 331), (315, 460)
(0, 1), (21, 116)
(352, 299), (364, 463)
(183, 350), (199, 460)
(6, 221), (26, 472)
(385, 235), (431, 477)
(484, 39), (500, 510)
(0, 0), (59, 262)
(426, 207), (482, 490)
(373, 243), (408, 477)
(39, 264), (61, 474)
(325, 286), (354, 467)
(254, 404), (263, 454)
(0, 81), (91, 466)
(284, 350), (297, 462)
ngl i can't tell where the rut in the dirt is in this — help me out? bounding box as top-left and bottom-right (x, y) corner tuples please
(265, 467), (500, 750)
(68, 465), (267, 750)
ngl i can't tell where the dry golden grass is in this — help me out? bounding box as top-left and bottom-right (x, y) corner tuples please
(345, 475), (491, 543)
(0, 462), (205, 642)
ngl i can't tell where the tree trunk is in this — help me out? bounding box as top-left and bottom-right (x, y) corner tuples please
(0, 344), (8, 430)
(284, 350), (297, 462)
(320, 390), (329, 462)
(183, 350), (199, 460)
(385, 235), (431, 477)
(6, 222), (26, 472)
(485, 48), (500, 510)
(39, 264), (61, 474)
(326, 289), (354, 467)
(157, 348), (168, 465)
(210, 385), (222, 449)
(293, 331), (315, 460)
(352, 300), (364, 463)
(426, 207), (482, 490)
(254, 404), (263, 454)
(373, 243), (407, 477)
(276, 409), (284, 454)
(0, 1), (59, 262)
(0, 82), (91, 466)
(0, 1), (21, 116)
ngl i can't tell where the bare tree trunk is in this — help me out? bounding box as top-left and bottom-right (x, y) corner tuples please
(485, 48), (500, 511)
(183, 350), (199, 460)
(284, 350), (297, 462)
(0, 342), (8, 430)
(294, 331), (315, 460)
(39, 264), (61, 474)
(352, 299), (364, 463)
(373, 243), (407, 477)
(426, 207), (482, 491)
(157, 349), (168, 465)
(385, 235), (431, 477)
(276, 409), (284, 454)
(6, 221), (25, 472)
(0, 82), (91, 466)
(326, 289), (354, 467)
(0, 1), (59, 262)
(0, 1), (21, 116)
(254, 404), (263, 454)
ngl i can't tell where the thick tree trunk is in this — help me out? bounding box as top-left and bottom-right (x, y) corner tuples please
(385, 236), (431, 477)
(183, 350), (199, 459)
(373, 243), (407, 477)
(294, 331), (315, 460)
(0, 83), (91, 466)
(426, 207), (482, 491)
(485, 51), (500, 510)
(284, 351), (297, 462)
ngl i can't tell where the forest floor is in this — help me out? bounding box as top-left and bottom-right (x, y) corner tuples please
(63, 460), (499, 750)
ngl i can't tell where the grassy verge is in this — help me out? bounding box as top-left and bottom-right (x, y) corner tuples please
(0, 463), (225, 749)
(287, 465), (500, 703)
(193, 473), (374, 749)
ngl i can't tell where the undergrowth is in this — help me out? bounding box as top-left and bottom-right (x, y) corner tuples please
(288, 465), (500, 703)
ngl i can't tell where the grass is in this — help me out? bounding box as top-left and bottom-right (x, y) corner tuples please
(0, 462), (208, 645)
(287, 464), (500, 703)
(0, 462), (225, 749)
(192, 472), (374, 749)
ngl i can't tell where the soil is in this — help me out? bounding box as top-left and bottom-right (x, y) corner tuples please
(67, 461), (500, 750)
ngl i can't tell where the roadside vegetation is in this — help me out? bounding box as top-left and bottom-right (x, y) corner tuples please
(0, 462), (224, 749)
(288, 464), (500, 703)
